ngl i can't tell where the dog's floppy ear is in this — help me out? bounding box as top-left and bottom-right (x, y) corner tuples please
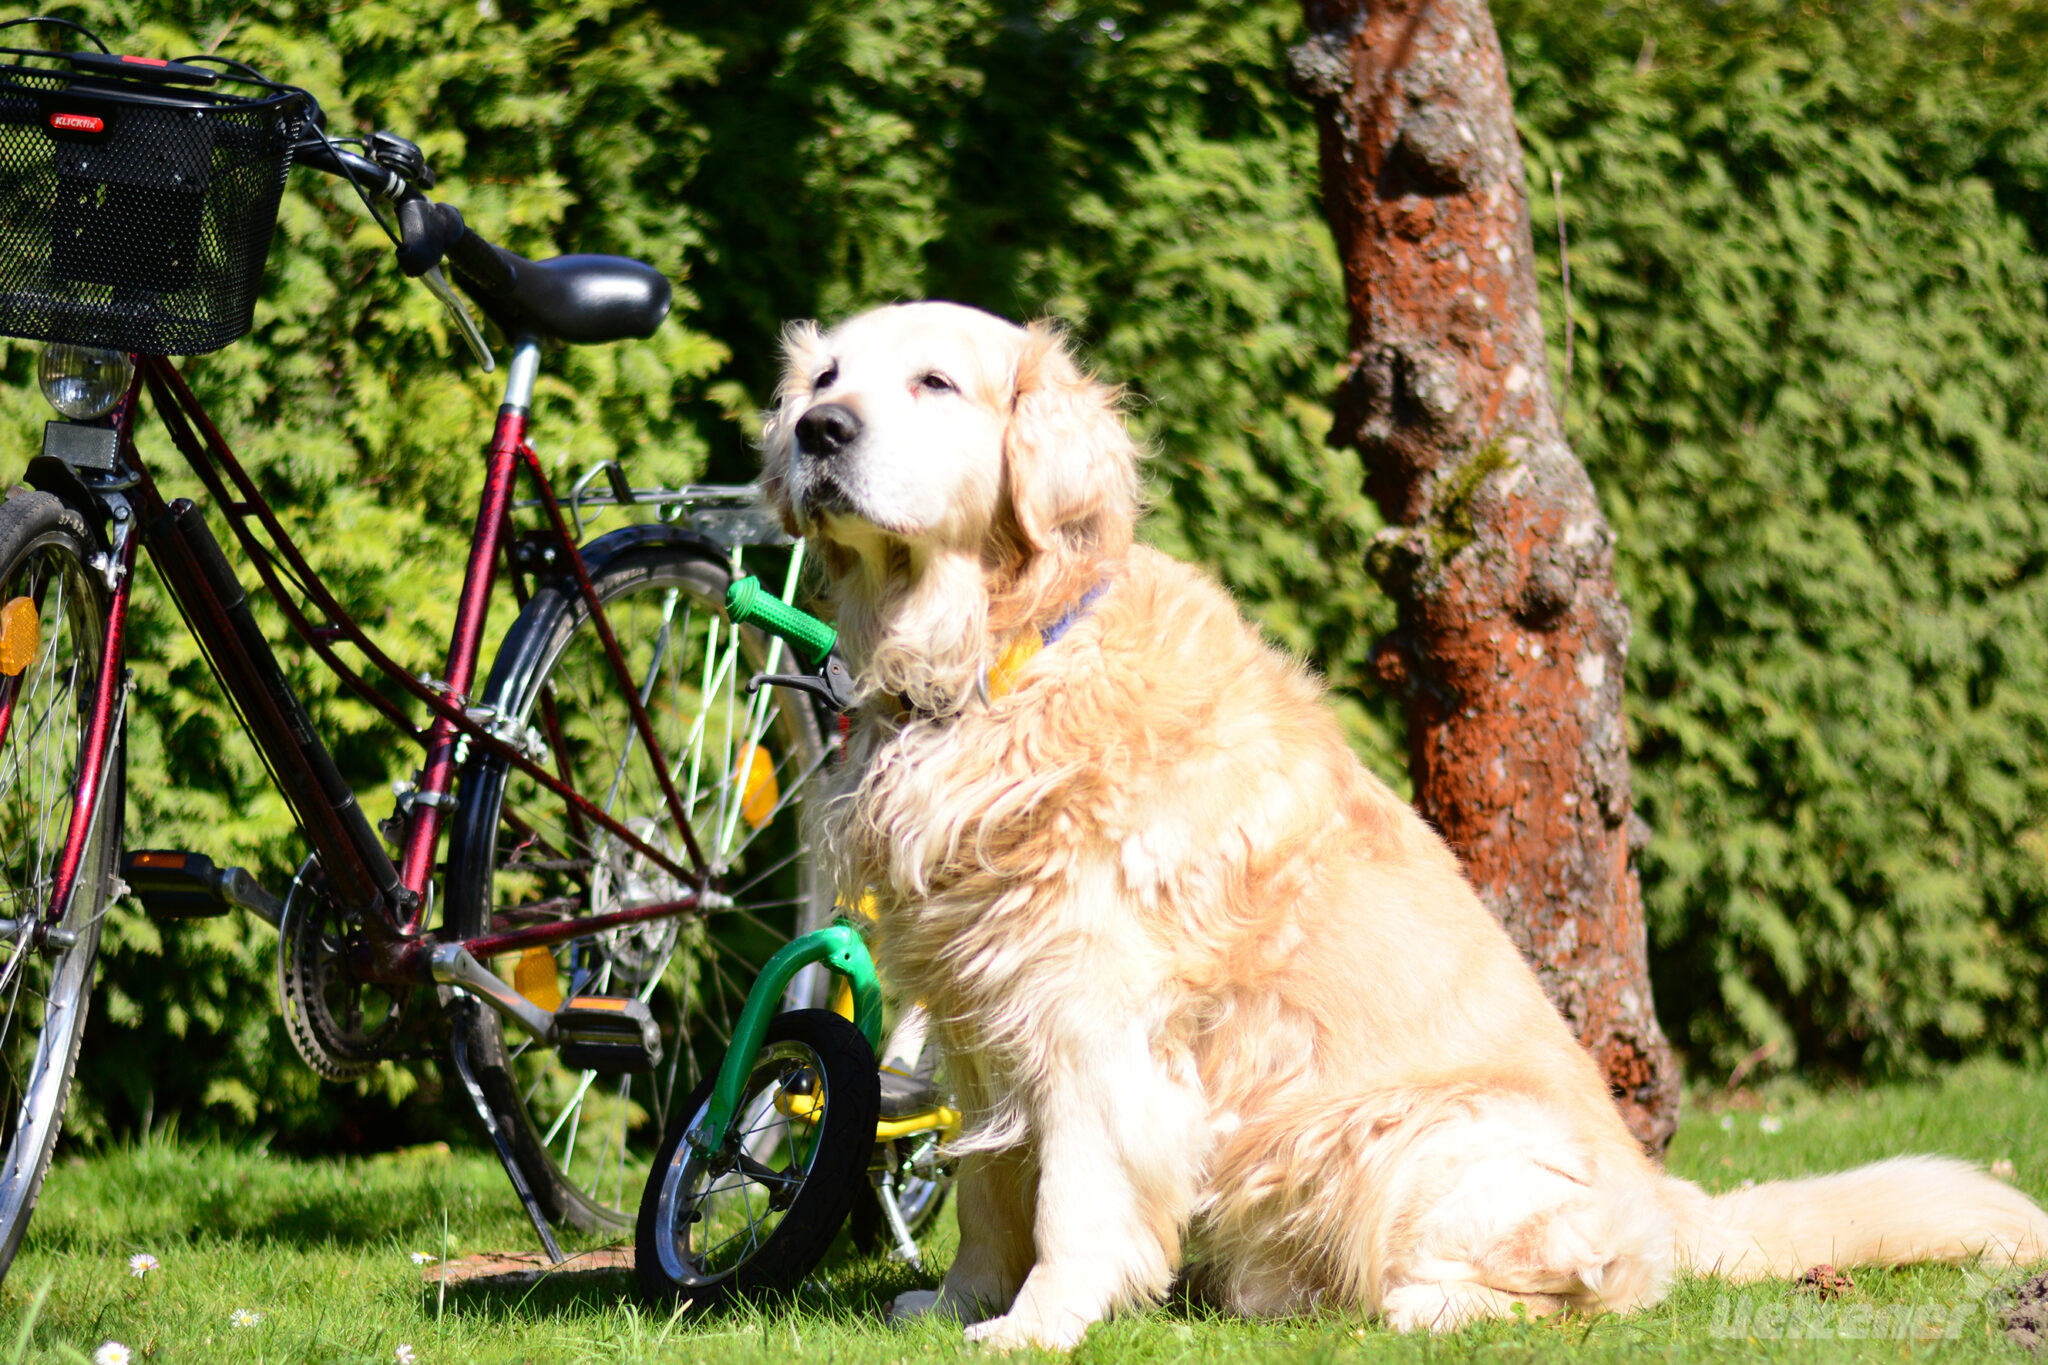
(1003, 323), (1139, 558)
(757, 320), (827, 534)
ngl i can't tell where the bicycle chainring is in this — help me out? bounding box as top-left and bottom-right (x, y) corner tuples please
(277, 875), (409, 1082)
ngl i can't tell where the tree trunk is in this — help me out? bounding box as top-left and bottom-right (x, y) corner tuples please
(1291, 0), (1680, 1152)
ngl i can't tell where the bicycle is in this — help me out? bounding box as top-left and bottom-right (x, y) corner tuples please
(629, 584), (961, 1308)
(0, 17), (848, 1278)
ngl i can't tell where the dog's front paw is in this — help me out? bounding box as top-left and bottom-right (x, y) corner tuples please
(965, 1310), (1090, 1352)
(888, 1289), (946, 1325)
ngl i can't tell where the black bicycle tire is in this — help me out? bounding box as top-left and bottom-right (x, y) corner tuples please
(443, 539), (832, 1233)
(0, 491), (117, 1284)
(635, 1009), (878, 1308)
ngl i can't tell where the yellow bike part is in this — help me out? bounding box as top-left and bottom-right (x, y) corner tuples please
(874, 1105), (961, 1142)
(0, 597), (37, 677)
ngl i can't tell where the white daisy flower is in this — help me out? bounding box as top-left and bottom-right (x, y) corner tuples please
(93, 1343), (131, 1365)
(1718, 1114), (1734, 1133)
(1758, 1115), (1784, 1135)
(126, 1252), (159, 1278)
(229, 1308), (264, 1328)
(410, 1251), (438, 1266)
(396, 1345), (417, 1364)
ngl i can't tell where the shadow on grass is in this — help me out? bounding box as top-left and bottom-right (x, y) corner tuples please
(420, 1241), (935, 1327)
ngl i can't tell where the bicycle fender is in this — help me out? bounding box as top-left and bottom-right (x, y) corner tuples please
(20, 457), (112, 548)
(685, 923), (883, 1156)
(530, 522), (725, 592)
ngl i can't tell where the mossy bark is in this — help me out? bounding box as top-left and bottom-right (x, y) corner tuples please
(1293, 0), (1679, 1151)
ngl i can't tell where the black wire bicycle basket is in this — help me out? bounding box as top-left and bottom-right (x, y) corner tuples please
(0, 19), (310, 356)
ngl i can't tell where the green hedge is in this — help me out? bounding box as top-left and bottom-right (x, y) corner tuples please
(7, 0), (2042, 1139)
(1504, 0), (2048, 1077)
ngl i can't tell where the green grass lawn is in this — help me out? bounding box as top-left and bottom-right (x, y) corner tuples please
(3, 1058), (2045, 1363)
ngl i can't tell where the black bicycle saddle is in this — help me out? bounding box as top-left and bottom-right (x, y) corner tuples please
(461, 251), (672, 346)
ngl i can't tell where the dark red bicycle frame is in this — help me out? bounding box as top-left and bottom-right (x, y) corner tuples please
(38, 348), (715, 979)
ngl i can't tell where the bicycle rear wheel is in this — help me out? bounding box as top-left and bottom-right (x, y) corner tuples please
(0, 492), (118, 1281)
(444, 534), (835, 1233)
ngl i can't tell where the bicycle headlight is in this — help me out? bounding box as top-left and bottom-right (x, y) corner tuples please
(37, 344), (134, 421)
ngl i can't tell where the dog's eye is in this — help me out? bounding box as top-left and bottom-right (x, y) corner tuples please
(918, 371), (957, 395)
(815, 362), (839, 391)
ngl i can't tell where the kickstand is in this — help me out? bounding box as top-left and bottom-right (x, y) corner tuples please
(451, 1022), (565, 1265)
(875, 1169), (922, 1268)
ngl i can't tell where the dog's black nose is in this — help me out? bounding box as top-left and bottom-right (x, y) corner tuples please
(795, 403), (861, 459)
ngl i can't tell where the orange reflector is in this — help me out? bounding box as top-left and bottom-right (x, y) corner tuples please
(739, 745), (778, 829)
(564, 995), (629, 1012)
(511, 947), (562, 1013)
(130, 851), (189, 869)
(0, 598), (38, 677)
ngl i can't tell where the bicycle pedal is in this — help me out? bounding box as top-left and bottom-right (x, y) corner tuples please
(553, 995), (663, 1075)
(121, 850), (284, 925)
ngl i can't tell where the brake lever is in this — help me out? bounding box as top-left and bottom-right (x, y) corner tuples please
(747, 652), (858, 713)
(421, 264), (495, 373)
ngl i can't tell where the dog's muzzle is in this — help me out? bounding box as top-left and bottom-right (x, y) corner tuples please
(795, 402), (861, 460)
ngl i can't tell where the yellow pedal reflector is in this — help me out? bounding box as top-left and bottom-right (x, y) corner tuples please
(738, 745), (778, 829)
(0, 597), (38, 677)
(511, 946), (562, 1013)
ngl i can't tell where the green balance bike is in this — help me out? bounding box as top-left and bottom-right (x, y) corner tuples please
(635, 584), (957, 1308)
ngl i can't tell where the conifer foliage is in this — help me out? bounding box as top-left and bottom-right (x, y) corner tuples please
(0, 0), (2039, 1137)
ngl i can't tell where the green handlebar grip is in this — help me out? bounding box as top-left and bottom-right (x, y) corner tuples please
(726, 576), (838, 661)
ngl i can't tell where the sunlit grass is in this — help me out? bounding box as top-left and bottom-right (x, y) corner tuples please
(0, 1058), (2041, 1362)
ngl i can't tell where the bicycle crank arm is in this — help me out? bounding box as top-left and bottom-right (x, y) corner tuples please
(429, 943), (557, 1044)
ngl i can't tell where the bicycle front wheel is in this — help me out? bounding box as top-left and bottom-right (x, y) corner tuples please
(444, 535), (835, 1233)
(636, 1009), (878, 1308)
(0, 492), (118, 1281)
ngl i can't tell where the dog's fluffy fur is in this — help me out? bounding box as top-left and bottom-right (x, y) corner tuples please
(760, 301), (2048, 1348)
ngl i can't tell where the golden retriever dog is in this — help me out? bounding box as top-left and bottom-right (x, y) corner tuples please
(758, 300), (2048, 1349)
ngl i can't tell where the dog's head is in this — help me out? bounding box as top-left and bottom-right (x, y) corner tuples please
(760, 302), (1138, 713)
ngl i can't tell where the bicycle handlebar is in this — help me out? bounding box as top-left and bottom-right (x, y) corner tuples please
(725, 577), (857, 712)
(292, 137), (405, 203)
(726, 578), (838, 663)
(294, 133), (518, 299)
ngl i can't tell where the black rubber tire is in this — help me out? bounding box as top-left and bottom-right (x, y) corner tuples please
(635, 1009), (878, 1309)
(0, 491), (117, 1285)
(443, 538), (833, 1233)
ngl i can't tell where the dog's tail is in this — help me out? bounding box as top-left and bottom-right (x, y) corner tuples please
(1665, 1156), (2048, 1280)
